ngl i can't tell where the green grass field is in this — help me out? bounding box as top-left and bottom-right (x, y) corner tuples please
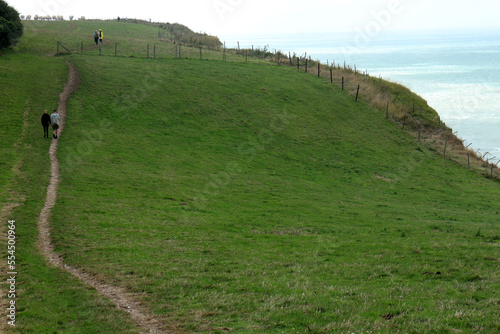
(1, 20), (499, 333)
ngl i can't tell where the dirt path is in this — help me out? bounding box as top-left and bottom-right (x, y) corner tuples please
(37, 61), (169, 333)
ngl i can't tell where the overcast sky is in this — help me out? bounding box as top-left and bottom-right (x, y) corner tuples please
(6, 0), (500, 38)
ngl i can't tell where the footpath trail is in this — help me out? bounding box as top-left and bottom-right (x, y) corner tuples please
(37, 60), (169, 333)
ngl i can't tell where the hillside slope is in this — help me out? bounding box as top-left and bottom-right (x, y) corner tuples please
(2, 20), (500, 333)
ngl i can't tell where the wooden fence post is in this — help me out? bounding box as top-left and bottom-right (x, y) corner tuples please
(355, 85), (360, 101)
(386, 100), (390, 119)
(443, 137), (448, 157)
(199, 47), (202, 60)
(305, 59), (308, 73)
(342, 77), (344, 90)
(318, 63), (320, 77)
(330, 69), (333, 83)
(393, 92), (400, 103)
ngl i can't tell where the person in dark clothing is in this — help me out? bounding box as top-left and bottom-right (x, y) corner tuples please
(41, 110), (51, 138)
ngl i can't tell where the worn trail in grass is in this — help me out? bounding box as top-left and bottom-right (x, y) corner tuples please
(36, 60), (173, 333)
(0, 53), (145, 333)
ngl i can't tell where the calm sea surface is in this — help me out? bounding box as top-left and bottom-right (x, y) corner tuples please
(222, 29), (500, 160)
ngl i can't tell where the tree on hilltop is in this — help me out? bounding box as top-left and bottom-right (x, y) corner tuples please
(0, 0), (23, 49)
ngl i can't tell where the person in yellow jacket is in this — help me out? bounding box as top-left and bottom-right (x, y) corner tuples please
(98, 29), (103, 44)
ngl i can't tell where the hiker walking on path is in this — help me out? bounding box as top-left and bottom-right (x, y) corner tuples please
(94, 30), (99, 45)
(50, 109), (60, 139)
(98, 29), (103, 45)
(41, 110), (51, 138)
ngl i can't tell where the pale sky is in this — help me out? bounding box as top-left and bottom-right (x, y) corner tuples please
(6, 0), (500, 37)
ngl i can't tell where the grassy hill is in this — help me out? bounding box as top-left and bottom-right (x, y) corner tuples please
(1, 20), (499, 333)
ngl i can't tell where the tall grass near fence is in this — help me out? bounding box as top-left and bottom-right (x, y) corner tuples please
(267, 53), (500, 179)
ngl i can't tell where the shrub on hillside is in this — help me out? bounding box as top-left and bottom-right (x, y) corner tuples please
(0, 0), (23, 49)
(156, 22), (222, 49)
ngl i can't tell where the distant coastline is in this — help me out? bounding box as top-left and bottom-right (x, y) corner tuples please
(222, 28), (500, 158)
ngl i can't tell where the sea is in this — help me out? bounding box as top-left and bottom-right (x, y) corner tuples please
(221, 28), (500, 161)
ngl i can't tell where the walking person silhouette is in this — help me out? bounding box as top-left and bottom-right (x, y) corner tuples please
(41, 110), (51, 138)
